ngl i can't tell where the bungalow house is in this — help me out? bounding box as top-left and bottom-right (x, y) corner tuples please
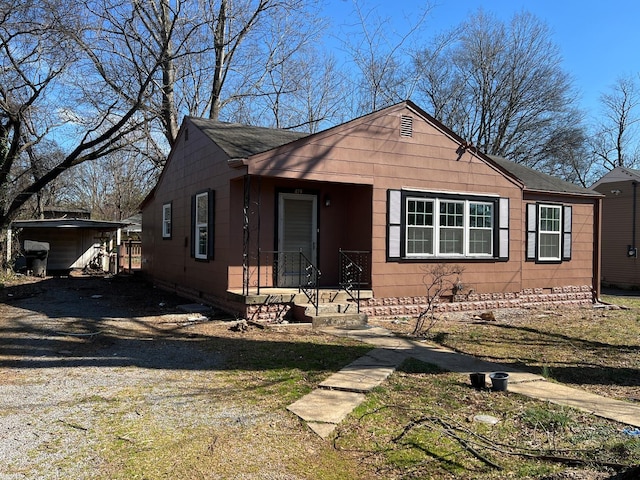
(591, 166), (640, 288)
(140, 101), (602, 323)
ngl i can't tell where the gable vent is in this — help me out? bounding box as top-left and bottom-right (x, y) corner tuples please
(400, 115), (413, 137)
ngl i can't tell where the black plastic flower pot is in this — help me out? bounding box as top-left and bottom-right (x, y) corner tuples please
(469, 372), (486, 390)
(489, 372), (509, 391)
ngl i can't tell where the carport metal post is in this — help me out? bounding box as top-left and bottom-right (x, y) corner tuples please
(6, 227), (11, 274)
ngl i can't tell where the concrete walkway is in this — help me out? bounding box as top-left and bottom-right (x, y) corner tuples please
(287, 326), (640, 438)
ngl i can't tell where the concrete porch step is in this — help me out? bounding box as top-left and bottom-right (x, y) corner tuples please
(295, 302), (358, 316)
(311, 312), (368, 328)
(292, 302), (367, 328)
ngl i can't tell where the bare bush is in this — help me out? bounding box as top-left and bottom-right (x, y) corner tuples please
(413, 264), (464, 336)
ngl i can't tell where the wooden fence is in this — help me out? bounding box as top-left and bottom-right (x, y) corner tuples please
(118, 240), (142, 272)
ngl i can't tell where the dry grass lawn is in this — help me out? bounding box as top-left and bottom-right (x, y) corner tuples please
(1, 275), (639, 479)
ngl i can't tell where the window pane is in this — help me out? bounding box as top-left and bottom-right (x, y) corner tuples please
(198, 226), (208, 256)
(197, 194), (208, 224)
(408, 199), (432, 225)
(540, 206), (560, 232)
(440, 228), (463, 254)
(407, 226), (433, 254)
(539, 232), (560, 259)
(470, 203), (492, 228)
(469, 229), (492, 254)
(440, 201), (463, 227)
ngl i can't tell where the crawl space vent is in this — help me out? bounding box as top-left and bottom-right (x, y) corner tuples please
(400, 115), (413, 137)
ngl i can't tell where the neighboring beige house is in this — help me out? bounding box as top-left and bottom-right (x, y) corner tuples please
(141, 101), (602, 322)
(592, 167), (640, 288)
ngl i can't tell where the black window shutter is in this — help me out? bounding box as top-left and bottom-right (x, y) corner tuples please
(562, 205), (572, 261)
(526, 203), (537, 261)
(387, 189), (402, 260)
(190, 194), (196, 258)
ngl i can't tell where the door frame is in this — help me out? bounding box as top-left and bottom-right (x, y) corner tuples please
(277, 192), (318, 286)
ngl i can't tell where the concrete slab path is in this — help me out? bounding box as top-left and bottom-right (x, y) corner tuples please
(287, 326), (640, 438)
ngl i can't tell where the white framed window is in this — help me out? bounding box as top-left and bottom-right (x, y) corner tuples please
(403, 195), (495, 258)
(538, 205), (561, 261)
(195, 192), (208, 259)
(406, 198), (434, 255)
(162, 203), (172, 239)
(191, 190), (214, 261)
(439, 200), (465, 254)
(526, 203), (572, 263)
(469, 202), (493, 255)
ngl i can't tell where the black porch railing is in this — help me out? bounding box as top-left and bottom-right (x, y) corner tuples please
(256, 249), (321, 315)
(338, 249), (370, 313)
(299, 251), (321, 316)
(252, 249), (369, 316)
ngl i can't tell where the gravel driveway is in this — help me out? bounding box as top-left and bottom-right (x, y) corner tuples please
(0, 274), (305, 479)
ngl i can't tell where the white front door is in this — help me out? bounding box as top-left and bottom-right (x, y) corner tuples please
(278, 193), (318, 287)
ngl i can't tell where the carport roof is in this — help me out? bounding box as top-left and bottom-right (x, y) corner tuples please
(11, 219), (127, 230)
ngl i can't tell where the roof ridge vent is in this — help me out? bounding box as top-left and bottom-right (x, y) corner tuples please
(400, 115), (413, 137)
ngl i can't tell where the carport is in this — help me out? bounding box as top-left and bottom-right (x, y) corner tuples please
(9, 219), (128, 274)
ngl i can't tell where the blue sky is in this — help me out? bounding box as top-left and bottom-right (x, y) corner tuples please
(323, 0), (638, 120)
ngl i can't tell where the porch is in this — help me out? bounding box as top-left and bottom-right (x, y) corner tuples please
(230, 249), (372, 325)
(231, 175), (374, 325)
(227, 286), (374, 326)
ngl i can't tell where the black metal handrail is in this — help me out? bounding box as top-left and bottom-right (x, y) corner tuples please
(299, 251), (321, 316)
(339, 249), (370, 313)
(255, 249), (321, 315)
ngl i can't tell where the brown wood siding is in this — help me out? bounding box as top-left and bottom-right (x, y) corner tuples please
(596, 181), (640, 287)
(521, 193), (597, 290)
(142, 120), (243, 299)
(143, 103), (599, 306)
(248, 104), (525, 297)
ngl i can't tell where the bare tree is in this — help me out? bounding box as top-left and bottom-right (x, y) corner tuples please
(412, 10), (584, 174)
(0, 0), (169, 251)
(338, 0), (433, 115)
(198, 0), (325, 123)
(590, 75), (640, 170)
(542, 126), (595, 187)
(65, 152), (155, 221)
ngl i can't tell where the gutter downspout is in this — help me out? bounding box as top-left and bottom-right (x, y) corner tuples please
(594, 197), (602, 301)
(632, 181), (638, 257)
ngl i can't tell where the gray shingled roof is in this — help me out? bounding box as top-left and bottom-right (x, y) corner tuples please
(188, 117), (308, 158)
(488, 155), (600, 196)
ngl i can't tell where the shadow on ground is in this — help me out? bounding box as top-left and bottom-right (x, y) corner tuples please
(0, 274), (371, 372)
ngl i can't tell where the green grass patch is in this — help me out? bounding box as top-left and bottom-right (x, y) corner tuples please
(335, 360), (639, 479)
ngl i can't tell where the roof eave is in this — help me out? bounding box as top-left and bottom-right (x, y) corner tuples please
(523, 187), (604, 199)
(228, 158), (249, 168)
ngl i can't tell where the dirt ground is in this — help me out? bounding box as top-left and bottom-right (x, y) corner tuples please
(0, 273), (358, 479)
(0, 274), (637, 480)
